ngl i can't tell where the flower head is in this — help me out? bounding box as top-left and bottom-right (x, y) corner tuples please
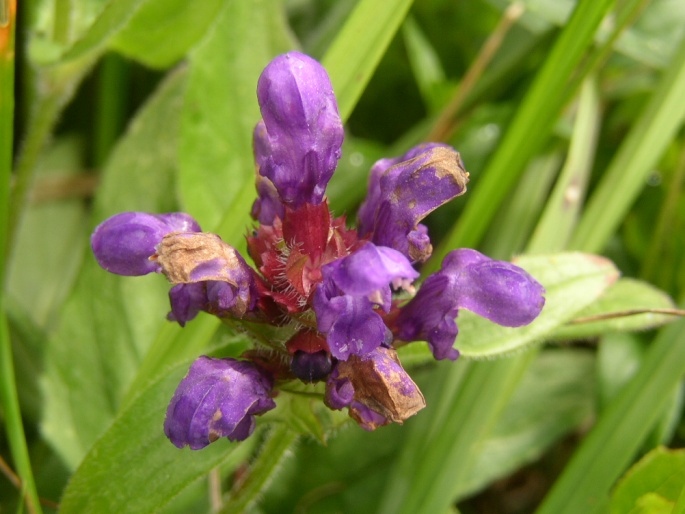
(92, 51), (545, 444)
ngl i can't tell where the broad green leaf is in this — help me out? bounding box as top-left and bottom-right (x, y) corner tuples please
(610, 447), (685, 514)
(53, 0), (148, 64)
(110, 0), (223, 69)
(457, 253), (619, 358)
(552, 279), (677, 341)
(29, 0), (108, 62)
(178, 0), (296, 230)
(58, 358), (255, 514)
(7, 136), (87, 328)
(40, 69), (187, 469)
(455, 349), (595, 499)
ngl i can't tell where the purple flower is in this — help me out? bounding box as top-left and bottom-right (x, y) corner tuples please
(91, 52), (548, 442)
(313, 243), (418, 360)
(91, 211), (201, 276)
(396, 248), (546, 360)
(164, 356), (276, 449)
(255, 52), (344, 209)
(324, 347), (425, 430)
(357, 144), (469, 262)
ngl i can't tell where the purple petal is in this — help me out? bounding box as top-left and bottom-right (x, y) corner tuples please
(91, 212), (201, 276)
(358, 143), (447, 236)
(443, 249), (546, 326)
(256, 52), (344, 207)
(325, 372), (355, 410)
(164, 357), (275, 449)
(327, 243), (418, 297)
(313, 292), (387, 360)
(168, 283), (206, 327)
(397, 248), (545, 360)
(358, 144), (469, 262)
(349, 402), (389, 431)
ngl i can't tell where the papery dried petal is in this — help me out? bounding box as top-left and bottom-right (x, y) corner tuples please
(335, 347), (425, 425)
(154, 232), (256, 317)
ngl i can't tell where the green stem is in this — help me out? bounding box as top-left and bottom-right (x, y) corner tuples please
(1, 4), (42, 512)
(219, 424), (298, 514)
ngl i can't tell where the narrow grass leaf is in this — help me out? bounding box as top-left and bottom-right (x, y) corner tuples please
(571, 32), (685, 253)
(321, 0), (415, 122)
(535, 317), (685, 514)
(434, 0), (613, 261)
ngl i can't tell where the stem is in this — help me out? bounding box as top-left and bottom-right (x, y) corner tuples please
(425, 2), (525, 142)
(219, 424), (297, 514)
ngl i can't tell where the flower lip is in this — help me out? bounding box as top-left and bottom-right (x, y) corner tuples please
(396, 248), (545, 360)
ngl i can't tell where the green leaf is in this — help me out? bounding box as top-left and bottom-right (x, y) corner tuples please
(455, 349), (595, 499)
(58, 358), (255, 514)
(40, 69), (187, 469)
(434, 0), (613, 262)
(551, 279), (677, 341)
(610, 447), (685, 514)
(322, 0), (415, 121)
(219, 425), (297, 514)
(402, 15), (449, 113)
(177, 0), (296, 230)
(457, 252), (619, 358)
(54, 0), (148, 64)
(110, 0), (223, 68)
(571, 30), (685, 253)
(6, 136), (87, 327)
(535, 318), (685, 514)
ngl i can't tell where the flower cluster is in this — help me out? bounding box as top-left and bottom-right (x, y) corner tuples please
(91, 52), (545, 449)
